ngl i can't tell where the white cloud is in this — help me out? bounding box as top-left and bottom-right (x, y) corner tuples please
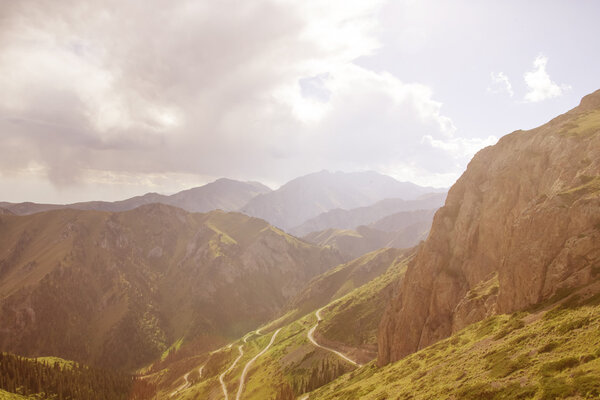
(488, 72), (514, 97)
(523, 55), (570, 102)
(0, 0), (493, 201)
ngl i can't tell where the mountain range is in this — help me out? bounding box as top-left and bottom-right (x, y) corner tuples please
(0, 205), (341, 370)
(290, 192), (446, 236)
(239, 170), (445, 230)
(0, 178), (271, 216)
(2, 91), (599, 399)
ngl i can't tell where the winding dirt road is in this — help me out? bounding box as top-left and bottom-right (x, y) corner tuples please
(219, 344), (245, 400)
(169, 364), (205, 397)
(307, 307), (362, 367)
(169, 371), (191, 397)
(236, 328), (282, 400)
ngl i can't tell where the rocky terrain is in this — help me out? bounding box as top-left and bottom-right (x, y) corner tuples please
(378, 89), (600, 365)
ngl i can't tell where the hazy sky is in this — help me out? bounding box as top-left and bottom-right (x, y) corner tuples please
(1, 0), (598, 203)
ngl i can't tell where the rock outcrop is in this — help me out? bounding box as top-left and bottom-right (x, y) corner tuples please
(378, 89), (600, 365)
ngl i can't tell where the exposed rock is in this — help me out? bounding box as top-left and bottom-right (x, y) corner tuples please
(378, 89), (600, 365)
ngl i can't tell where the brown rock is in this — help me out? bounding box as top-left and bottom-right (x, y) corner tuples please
(378, 89), (600, 365)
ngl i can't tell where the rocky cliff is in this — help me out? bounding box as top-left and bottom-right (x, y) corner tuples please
(378, 90), (600, 365)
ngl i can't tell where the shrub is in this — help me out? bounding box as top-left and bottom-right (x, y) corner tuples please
(539, 357), (579, 375)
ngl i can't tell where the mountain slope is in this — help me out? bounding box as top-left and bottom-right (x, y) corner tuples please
(311, 287), (600, 399)
(378, 89), (600, 365)
(369, 208), (437, 233)
(288, 248), (406, 318)
(291, 193), (445, 236)
(302, 214), (432, 260)
(0, 352), (153, 400)
(0, 205), (340, 370)
(149, 249), (409, 400)
(240, 171), (445, 230)
(0, 178), (271, 215)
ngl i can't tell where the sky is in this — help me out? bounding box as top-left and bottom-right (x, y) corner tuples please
(0, 0), (599, 203)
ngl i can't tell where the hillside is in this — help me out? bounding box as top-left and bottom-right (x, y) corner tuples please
(146, 249), (409, 400)
(310, 286), (600, 399)
(0, 178), (271, 215)
(0, 205), (341, 371)
(0, 352), (153, 400)
(379, 89), (600, 365)
(239, 170), (445, 230)
(291, 193), (445, 236)
(302, 216), (431, 260)
(288, 248), (406, 318)
(369, 208), (437, 233)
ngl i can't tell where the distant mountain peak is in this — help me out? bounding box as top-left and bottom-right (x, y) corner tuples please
(240, 171), (447, 230)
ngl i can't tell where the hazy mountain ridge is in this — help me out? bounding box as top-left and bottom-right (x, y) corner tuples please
(379, 89), (600, 365)
(240, 170), (445, 230)
(302, 209), (436, 259)
(291, 193), (446, 236)
(0, 205), (341, 371)
(0, 178), (271, 216)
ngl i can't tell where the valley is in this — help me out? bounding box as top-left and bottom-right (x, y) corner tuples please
(1, 90), (600, 399)
(2, 2), (599, 399)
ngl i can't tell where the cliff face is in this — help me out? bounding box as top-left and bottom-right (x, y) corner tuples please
(378, 90), (600, 365)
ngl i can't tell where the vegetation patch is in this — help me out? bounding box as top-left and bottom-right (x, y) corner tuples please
(465, 273), (499, 300)
(538, 340), (560, 353)
(309, 288), (600, 400)
(492, 315), (525, 340)
(559, 109), (600, 137)
(539, 357), (579, 375)
(485, 350), (530, 378)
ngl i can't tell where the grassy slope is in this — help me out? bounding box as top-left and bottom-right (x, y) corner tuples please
(168, 312), (355, 400)
(155, 252), (408, 399)
(288, 248), (406, 320)
(0, 391), (29, 400)
(317, 257), (407, 349)
(0, 206), (340, 371)
(310, 288), (600, 400)
(302, 227), (394, 260)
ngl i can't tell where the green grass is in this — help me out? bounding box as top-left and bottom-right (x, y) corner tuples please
(0, 390), (31, 400)
(34, 356), (75, 370)
(557, 175), (600, 204)
(559, 109), (600, 137)
(160, 337), (184, 361)
(163, 252), (408, 399)
(317, 257), (407, 347)
(466, 272), (499, 300)
(309, 296), (600, 399)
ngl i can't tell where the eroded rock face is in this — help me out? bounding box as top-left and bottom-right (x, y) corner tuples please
(378, 90), (600, 365)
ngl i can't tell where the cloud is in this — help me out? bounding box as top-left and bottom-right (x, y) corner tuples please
(488, 72), (514, 97)
(523, 55), (570, 102)
(0, 0), (492, 201)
